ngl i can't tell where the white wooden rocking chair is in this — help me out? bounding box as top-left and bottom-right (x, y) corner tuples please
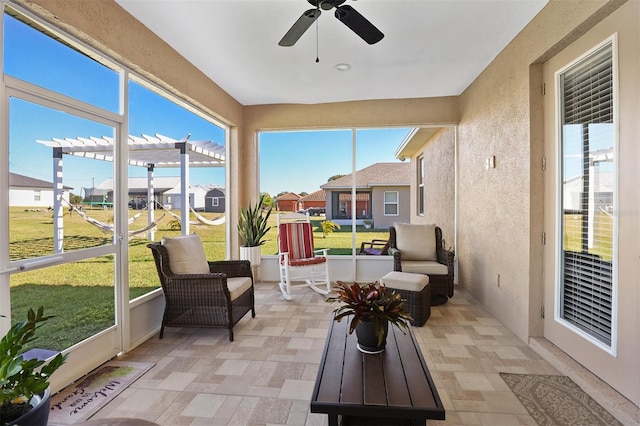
(277, 212), (331, 300)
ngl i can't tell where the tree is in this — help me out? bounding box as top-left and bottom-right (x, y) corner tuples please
(259, 192), (274, 208)
(327, 174), (346, 182)
(299, 191), (308, 197)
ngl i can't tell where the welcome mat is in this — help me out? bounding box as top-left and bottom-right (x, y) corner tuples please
(500, 372), (622, 426)
(49, 360), (154, 425)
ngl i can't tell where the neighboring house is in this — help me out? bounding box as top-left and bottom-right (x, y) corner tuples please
(299, 190), (326, 210)
(275, 192), (301, 212)
(9, 172), (71, 208)
(563, 172), (613, 213)
(96, 176), (180, 209)
(164, 183), (207, 211)
(201, 185), (225, 213)
(94, 177), (224, 211)
(320, 163), (410, 229)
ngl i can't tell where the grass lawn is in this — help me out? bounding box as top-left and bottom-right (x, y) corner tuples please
(7, 207), (389, 350)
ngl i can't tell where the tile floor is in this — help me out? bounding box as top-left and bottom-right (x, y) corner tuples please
(84, 283), (638, 425)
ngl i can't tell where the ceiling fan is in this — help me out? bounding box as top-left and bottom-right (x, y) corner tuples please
(278, 0), (384, 47)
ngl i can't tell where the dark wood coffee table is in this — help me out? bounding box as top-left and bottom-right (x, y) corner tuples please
(310, 315), (445, 425)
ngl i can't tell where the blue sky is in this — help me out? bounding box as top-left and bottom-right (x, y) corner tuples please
(259, 128), (410, 196)
(5, 13), (408, 198)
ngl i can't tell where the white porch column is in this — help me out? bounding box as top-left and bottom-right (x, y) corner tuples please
(147, 164), (155, 241)
(53, 148), (64, 254)
(177, 142), (190, 235)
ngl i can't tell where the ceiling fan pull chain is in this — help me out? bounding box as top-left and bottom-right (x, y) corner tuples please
(315, 13), (320, 63)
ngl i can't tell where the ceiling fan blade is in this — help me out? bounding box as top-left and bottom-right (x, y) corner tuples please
(278, 8), (321, 47)
(334, 5), (384, 45)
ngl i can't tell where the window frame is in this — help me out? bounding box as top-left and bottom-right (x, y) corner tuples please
(554, 36), (618, 352)
(417, 155), (424, 215)
(383, 191), (399, 216)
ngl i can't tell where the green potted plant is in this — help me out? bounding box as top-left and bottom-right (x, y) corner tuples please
(327, 281), (413, 354)
(0, 307), (67, 426)
(237, 194), (273, 266)
(363, 219), (373, 229)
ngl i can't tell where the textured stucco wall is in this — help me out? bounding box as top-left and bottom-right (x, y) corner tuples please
(457, 0), (626, 342)
(410, 127), (456, 250)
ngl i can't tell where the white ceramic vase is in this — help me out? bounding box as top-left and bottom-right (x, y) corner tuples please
(239, 245), (261, 267)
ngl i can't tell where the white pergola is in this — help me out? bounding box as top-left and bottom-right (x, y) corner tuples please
(36, 133), (226, 253)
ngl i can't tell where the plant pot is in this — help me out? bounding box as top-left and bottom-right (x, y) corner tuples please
(240, 245), (261, 267)
(355, 319), (388, 354)
(6, 388), (51, 426)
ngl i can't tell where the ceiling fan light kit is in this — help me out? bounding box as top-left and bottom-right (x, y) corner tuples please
(278, 0), (384, 47)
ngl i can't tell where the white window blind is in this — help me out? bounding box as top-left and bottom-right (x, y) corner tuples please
(559, 43), (614, 346)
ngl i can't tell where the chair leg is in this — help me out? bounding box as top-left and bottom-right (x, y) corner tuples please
(159, 325), (164, 339)
(279, 265), (293, 300)
(309, 264), (331, 296)
(228, 328), (234, 342)
(279, 280), (292, 300)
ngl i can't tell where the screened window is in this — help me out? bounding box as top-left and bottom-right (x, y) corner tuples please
(3, 13), (119, 112)
(332, 191), (372, 219)
(559, 42), (615, 346)
(384, 191), (399, 216)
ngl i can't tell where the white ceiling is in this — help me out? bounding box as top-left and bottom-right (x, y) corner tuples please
(115, 0), (548, 106)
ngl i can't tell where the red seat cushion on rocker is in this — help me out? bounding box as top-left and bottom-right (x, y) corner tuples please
(288, 256), (327, 267)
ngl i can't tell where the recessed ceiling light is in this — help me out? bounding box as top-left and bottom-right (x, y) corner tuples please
(335, 63), (351, 71)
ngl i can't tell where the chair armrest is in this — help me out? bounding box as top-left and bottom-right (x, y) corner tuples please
(437, 248), (455, 297)
(389, 247), (402, 271)
(359, 241), (367, 254)
(208, 260), (252, 278)
(314, 248), (329, 256)
(370, 239), (389, 245)
(436, 248), (455, 269)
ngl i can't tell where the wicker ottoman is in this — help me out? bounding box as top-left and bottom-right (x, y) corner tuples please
(381, 271), (431, 326)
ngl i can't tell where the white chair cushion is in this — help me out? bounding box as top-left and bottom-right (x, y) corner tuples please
(161, 234), (210, 274)
(394, 223), (437, 261)
(401, 260), (449, 276)
(227, 277), (252, 301)
(381, 271), (429, 292)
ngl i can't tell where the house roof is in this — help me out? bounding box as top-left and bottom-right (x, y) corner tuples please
(200, 184), (226, 196)
(300, 190), (326, 202)
(9, 172), (72, 190)
(276, 192), (301, 201)
(321, 163), (410, 190)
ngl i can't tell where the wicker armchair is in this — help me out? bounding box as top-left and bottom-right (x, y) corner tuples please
(389, 224), (455, 305)
(148, 240), (255, 341)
